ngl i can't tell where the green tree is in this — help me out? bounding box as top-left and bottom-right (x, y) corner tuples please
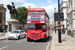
(13, 7), (28, 29)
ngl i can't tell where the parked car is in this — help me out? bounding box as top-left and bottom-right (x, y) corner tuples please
(7, 30), (26, 40)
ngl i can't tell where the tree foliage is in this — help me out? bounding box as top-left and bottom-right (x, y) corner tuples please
(13, 7), (28, 25)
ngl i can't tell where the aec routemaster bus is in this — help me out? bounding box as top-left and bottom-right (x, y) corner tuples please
(27, 8), (50, 41)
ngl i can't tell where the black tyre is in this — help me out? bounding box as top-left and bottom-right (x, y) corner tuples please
(27, 38), (30, 42)
(8, 38), (10, 40)
(45, 34), (47, 39)
(18, 36), (20, 39)
(43, 34), (47, 42)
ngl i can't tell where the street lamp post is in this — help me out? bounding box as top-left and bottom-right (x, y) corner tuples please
(54, 8), (57, 33)
(58, 0), (62, 43)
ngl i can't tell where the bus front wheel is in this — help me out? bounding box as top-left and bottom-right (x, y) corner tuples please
(45, 34), (47, 39)
(27, 38), (30, 42)
(43, 34), (47, 41)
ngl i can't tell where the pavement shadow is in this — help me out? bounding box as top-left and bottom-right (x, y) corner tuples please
(32, 36), (52, 43)
(62, 38), (67, 41)
(0, 38), (7, 41)
(7, 37), (26, 40)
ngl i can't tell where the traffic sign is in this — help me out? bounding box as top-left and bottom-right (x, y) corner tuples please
(54, 13), (64, 21)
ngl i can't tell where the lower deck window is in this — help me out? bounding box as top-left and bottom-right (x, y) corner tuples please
(27, 24), (34, 30)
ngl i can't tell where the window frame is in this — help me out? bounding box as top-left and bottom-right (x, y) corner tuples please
(3, 14), (4, 17)
(2, 25), (4, 29)
(3, 19), (4, 23)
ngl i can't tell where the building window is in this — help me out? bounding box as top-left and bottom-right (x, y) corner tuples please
(66, 4), (68, 6)
(3, 14), (4, 17)
(9, 24), (11, 31)
(3, 9), (4, 12)
(2, 25), (4, 29)
(3, 19), (4, 23)
(66, 9), (68, 11)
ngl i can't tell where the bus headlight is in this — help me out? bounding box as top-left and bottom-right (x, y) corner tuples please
(42, 35), (43, 36)
(28, 34), (29, 36)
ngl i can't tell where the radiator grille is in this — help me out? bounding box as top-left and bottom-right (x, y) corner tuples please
(31, 33), (40, 39)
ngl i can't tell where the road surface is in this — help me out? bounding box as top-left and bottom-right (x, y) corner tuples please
(0, 30), (54, 50)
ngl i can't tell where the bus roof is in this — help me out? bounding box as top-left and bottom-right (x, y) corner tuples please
(28, 8), (45, 11)
(28, 8), (50, 19)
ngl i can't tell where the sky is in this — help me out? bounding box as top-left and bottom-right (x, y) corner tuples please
(0, 0), (62, 25)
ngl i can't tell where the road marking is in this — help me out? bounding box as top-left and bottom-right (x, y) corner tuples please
(16, 39), (26, 43)
(46, 32), (54, 50)
(32, 42), (34, 43)
(46, 40), (51, 50)
(3, 41), (10, 43)
(0, 46), (8, 50)
(51, 32), (54, 36)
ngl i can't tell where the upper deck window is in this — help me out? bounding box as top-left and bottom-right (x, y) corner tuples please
(29, 11), (35, 15)
(37, 11), (43, 15)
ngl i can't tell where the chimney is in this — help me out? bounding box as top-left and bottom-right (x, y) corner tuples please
(28, 5), (31, 9)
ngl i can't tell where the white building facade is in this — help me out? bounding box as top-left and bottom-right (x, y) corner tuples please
(60, 0), (69, 29)
(67, 0), (75, 29)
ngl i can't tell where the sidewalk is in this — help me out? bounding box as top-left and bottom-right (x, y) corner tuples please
(0, 32), (10, 40)
(0, 32), (5, 35)
(51, 31), (75, 50)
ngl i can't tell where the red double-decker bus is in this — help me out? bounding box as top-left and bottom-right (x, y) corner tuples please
(27, 8), (50, 41)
